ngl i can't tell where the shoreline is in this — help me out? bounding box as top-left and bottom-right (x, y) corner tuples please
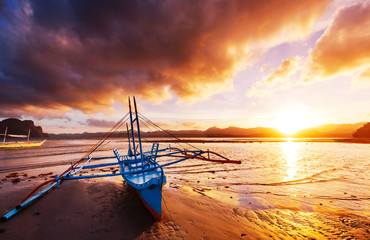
(143, 137), (370, 144)
(44, 137), (370, 144)
(1, 178), (369, 239)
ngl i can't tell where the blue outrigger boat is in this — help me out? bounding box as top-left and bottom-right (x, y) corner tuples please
(1, 97), (241, 222)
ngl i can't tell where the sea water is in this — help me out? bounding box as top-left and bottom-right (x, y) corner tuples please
(0, 139), (369, 216)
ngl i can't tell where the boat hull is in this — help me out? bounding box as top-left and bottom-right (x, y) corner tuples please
(122, 171), (166, 219)
(131, 184), (163, 220)
(119, 159), (166, 220)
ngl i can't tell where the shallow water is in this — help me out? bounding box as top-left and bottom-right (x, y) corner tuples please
(1, 138), (369, 216)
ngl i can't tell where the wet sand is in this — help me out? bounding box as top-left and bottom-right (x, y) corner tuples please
(1, 176), (369, 240)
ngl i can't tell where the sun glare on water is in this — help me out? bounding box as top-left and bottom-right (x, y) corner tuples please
(270, 107), (319, 135)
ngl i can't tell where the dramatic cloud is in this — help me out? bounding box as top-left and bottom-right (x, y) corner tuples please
(305, 2), (370, 82)
(0, 105), (70, 119)
(0, 0), (331, 116)
(85, 118), (117, 128)
(247, 56), (302, 96)
(353, 67), (370, 88)
(142, 120), (202, 131)
(182, 121), (198, 128)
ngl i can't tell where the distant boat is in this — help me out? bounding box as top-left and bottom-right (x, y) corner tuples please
(0, 127), (47, 149)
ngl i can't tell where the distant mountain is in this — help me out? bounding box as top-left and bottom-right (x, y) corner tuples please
(293, 122), (366, 138)
(47, 122), (368, 139)
(48, 132), (109, 139)
(204, 126), (284, 137)
(49, 126), (285, 139)
(0, 118), (48, 138)
(353, 122), (370, 138)
(48, 130), (206, 139)
(143, 129), (205, 138)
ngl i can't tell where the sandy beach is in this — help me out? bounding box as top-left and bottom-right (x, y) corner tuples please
(1, 139), (369, 239)
(1, 175), (369, 240)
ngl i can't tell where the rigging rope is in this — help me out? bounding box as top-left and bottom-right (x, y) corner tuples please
(139, 117), (242, 164)
(139, 118), (195, 155)
(139, 115), (243, 163)
(138, 119), (174, 146)
(59, 113), (129, 176)
(158, 162), (185, 240)
(18, 113), (129, 204)
(138, 113), (201, 151)
(162, 194), (185, 240)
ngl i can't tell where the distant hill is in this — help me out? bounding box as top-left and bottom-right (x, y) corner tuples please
(48, 130), (205, 139)
(0, 118), (48, 138)
(353, 122), (370, 138)
(48, 122), (368, 139)
(48, 126), (286, 139)
(204, 126), (284, 137)
(293, 122), (366, 138)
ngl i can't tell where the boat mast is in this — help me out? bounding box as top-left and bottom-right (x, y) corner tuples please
(126, 123), (133, 156)
(3, 126), (7, 143)
(128, 97), (137, 161)
(133, 96), (144, 164)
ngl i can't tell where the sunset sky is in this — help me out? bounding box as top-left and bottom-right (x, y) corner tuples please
(0, 0), (369, 134)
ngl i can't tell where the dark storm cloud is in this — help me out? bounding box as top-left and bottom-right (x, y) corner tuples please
(0, 1), (5, 12)
(0, 0), (331, 116)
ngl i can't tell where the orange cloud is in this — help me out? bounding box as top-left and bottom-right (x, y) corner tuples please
(247, 56), (302, 96)
(353, 67), (370, 88)
(181, 121), (201, 129)
(0, 104), (71, 119)
(265, 57), (302, 84)
(0, 0), (331, 117)
(305, 2), (370, 82)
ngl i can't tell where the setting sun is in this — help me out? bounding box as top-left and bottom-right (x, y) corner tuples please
(269, 107), (319, 135)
